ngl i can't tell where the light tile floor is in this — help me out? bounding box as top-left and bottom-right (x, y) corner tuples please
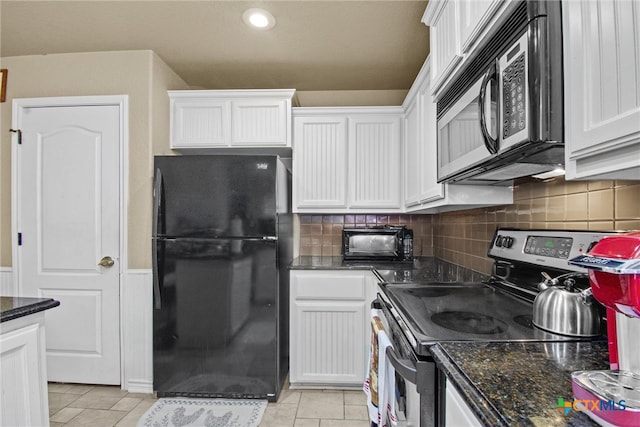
(48, 382), (371, 427)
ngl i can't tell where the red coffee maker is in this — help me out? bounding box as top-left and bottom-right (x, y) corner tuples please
(569, 231), (640, 426)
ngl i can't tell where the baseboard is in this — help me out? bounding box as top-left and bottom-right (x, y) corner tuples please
(125, 379), (154, 395)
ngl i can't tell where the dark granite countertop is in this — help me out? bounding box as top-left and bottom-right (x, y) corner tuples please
(432, 341), (610, 426)
(1, 296), (60, 323)
(290, 256), (489, 284)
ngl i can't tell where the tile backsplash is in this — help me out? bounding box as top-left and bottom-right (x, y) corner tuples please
(297, 178), (640, 275)
(433, 178), (640, 275)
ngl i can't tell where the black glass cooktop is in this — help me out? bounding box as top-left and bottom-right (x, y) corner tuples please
(379, 282), (576, 356)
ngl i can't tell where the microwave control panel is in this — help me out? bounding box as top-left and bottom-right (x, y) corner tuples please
(502, 52), (526, 139)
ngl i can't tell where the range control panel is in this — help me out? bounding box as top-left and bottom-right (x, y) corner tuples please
(488, 228), (618, 272)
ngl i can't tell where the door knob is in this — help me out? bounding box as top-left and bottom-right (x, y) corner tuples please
(98, 256), (115, 267)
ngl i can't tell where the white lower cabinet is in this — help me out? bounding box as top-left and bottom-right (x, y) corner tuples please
(289, 269), (377, 387)
(0, 313), (50, 427)
(445, 380), (482, 427)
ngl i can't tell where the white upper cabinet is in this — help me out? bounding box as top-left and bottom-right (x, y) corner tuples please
(349, 115), (402, 209)
(458, 0), (502, 53)
(169, 89), (295, 150)
(423, 0), (507, 96)
(563, 0), (640, 180)
(293, 116), (348, 209)
(424, 0), (462, 93)
(404, 99), (421, 207)
(293, 108), (404, 213)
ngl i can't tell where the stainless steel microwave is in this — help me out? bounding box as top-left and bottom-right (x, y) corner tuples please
(437, 0), (564, 184)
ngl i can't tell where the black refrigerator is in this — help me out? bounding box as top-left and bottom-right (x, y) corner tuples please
(152, 155), (292, 402)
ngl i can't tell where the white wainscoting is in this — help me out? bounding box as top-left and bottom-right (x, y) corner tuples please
(122, 269), (153, 394)
(0, 268), (16, 296)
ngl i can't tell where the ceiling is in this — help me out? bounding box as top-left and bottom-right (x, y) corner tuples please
(1, 1), (430, 100)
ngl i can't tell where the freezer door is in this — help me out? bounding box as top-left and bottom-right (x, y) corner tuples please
(154, 155), (277, 238)
(153, 237), (279, 399)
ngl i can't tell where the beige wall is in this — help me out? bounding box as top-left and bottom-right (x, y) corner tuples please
(0, 50), (189, 269)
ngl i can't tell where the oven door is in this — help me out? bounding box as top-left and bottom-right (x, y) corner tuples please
(376, 297), (440, 427)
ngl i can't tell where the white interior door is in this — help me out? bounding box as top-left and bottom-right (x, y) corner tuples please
(15, 102), (121, 384)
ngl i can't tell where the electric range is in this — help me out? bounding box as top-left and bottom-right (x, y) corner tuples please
(374, 228), (617, 427)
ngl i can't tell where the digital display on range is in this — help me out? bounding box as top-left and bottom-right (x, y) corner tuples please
(524, 236), (573, 259)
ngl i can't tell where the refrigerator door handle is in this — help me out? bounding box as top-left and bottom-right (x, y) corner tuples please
(152, 169), (164, 310)
(152, 239), (162, 309)
(152, 168), (163, 238)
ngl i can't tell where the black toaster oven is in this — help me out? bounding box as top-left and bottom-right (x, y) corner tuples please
(342, 225), (413, 262)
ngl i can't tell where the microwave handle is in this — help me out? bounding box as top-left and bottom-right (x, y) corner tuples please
(479, 59), (499, 155)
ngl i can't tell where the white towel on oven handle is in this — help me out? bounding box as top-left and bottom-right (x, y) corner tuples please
(378, 329), (398, 427)
(364, 311), (398, 427)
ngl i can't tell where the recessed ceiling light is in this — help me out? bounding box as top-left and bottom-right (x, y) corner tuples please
(243, 8), (276, 30)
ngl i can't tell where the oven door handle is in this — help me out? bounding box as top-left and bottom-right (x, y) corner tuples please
(386, 347), (417, 385)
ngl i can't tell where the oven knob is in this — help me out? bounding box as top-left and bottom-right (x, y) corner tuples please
(495, 235), (503, 247)
(504, 236), (514, 248)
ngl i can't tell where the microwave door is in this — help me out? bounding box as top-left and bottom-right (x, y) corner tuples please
(437, 76), (497, 181)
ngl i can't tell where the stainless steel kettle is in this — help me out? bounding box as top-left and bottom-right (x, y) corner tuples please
(532, 272), (602, 337)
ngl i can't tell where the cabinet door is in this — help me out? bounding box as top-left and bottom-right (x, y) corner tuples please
(458, 0), (499, 53)
(171, 98), (230, 148)
(293, 116), (348, 209)
(290, 270), (369, 387)
(445, 381), (482, 427)
(404, 100), (421, 207)
(419, 72), (446, 203)
(349, 115), (402, 209)
(564, 0), (640, 179)
(0, 317), (49, 427)
(231, 99), (289, 146)
(430, 1), (463, 93)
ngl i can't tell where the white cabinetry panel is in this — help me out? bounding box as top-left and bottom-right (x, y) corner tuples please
(292, 302), (366, 385)
(404, 100), (420, 207)
(428, 1), (462, 93)
(289, 270), (377, 388)
(445, 381), (482, 427)
(293, 117), (348, 209)
(170, 90), (294, 150)
(293, 108), (403, 213)
(172, 99), (229, 147)
(349, 116), (402, 209)
(564, 0), (640, 179)
(231, 100), (288, 145)
(0, 314), (50, 427)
